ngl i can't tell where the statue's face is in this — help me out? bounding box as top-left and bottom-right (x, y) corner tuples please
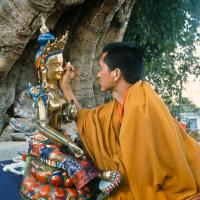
(46, 53), (64, 81)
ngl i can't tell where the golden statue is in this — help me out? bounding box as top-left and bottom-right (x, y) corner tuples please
(20, 16), (121, 200)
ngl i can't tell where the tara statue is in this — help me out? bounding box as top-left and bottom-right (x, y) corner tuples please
(20, 16), (121, 200)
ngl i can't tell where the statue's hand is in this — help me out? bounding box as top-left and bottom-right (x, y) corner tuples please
(72, 146), (85, 159)
(64, 133), (85, 159)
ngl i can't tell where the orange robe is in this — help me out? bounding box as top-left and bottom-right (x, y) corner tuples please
(77, 81), (200, 200)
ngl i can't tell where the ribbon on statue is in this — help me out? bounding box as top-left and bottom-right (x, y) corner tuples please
(28, 83), (48, 105)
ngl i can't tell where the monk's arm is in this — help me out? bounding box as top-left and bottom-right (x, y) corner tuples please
(59, 62), (82, 111)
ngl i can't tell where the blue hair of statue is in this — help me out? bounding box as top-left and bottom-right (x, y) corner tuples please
(35, 32), (55, 64)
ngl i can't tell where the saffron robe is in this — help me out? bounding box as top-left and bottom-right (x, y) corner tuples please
(77, 81), (200, 200)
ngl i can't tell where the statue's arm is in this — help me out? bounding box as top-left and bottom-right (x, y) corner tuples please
(36, 97), (84, 158)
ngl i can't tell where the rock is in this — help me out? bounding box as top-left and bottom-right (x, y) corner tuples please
(0, 125), (14, 141)
(9, 117), (36, 133)
(0, 117), (36, 141)
(14, 88), (36, 119)
(9, 132), (34, 141)
(0, 62), (21, 134)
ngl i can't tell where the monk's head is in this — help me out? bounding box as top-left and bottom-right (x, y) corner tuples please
(97, 42), (143, 91)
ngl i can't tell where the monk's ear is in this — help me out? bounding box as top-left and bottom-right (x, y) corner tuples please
(114, 68), (122, 81)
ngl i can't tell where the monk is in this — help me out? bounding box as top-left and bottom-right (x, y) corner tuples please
(60, 42), (200, 200)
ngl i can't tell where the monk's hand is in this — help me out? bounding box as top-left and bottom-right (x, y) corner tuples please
(59, 62), (75, 90)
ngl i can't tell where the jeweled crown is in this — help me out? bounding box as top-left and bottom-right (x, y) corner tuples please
(37, 31), (68, 69)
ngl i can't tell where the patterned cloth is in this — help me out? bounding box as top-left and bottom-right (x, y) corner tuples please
(29, 131), (100, 189)
(62, 156), (100, 189)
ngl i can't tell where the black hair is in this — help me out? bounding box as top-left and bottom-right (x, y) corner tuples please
(102, 42), (143, 84)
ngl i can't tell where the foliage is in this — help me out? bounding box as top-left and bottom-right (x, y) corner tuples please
(124, 0), (200, 113)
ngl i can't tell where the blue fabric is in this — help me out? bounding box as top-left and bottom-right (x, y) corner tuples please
(0, 160), (23, 200)
(62, 155), (81, 176)
(28, 83), (48, 105)
(40, 146), (54, 158)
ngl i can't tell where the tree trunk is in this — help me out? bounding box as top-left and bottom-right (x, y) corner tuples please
(0, 0), (135, 134)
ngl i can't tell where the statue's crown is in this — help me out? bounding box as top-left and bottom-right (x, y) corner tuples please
(37, 31), (68, 69)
